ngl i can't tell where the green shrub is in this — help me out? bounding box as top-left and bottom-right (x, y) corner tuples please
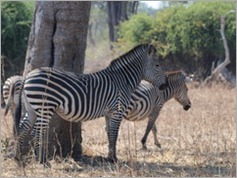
(118, 2), (236, 78)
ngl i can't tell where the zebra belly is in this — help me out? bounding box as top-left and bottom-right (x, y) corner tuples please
(125, 104), (153, 121)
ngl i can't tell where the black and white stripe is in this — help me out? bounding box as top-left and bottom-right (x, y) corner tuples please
(15, 44), (167, 164)
(2, 75), (24, 117)
(2, 75), (24, 137)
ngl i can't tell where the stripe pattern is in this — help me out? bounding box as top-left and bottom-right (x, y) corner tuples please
(15, 44), (166, 164)
(2, 75), (24, 137)
(2, 75), (24, 117)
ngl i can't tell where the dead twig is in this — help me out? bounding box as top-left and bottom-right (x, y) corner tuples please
(203, 10), (235, 86)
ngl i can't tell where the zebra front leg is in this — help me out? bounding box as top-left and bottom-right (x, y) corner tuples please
(141, 109), (159, 150)
(106, 117), (122, 163)
(151, 124), (161, 148)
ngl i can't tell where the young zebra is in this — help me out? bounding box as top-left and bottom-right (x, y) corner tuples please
(106, 70), (191, 150)
(15, 44), (167, 165)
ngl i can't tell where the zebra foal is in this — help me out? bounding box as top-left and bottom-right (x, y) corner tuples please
(106, 70), (191, 149)
(14, 44), (167, 165)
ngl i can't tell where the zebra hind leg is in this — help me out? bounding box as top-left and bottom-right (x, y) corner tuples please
(33, 113), (52, 167)
(15, 109), (37, 167)
(141, 110), (159, 150)
(151, 124), (161, 148)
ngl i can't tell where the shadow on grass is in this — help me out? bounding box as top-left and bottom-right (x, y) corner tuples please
(75, 154), (235, 177)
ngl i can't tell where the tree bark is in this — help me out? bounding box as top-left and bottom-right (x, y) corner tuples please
(23, 1), (91, 161)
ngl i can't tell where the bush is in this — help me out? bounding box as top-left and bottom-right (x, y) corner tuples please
(1, 1), (34, 80)
(118, 2), (236, 79)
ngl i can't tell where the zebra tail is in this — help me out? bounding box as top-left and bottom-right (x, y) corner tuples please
(14, 79), (24, 129)
(3, 81), (16, 116)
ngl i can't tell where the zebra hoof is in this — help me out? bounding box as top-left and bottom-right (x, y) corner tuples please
(142, 145), (148, 150)
(156, 143), (161, 148)
(42, 161), (51, 168)
(14, 155), (26, 168)
(107, 156), (117, 163)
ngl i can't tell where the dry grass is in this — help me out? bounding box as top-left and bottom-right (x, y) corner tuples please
(1, 83), (236, 177)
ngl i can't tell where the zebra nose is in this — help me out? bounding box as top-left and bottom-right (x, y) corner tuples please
(184, 103), (191, 111)
(159, 83), (167, 90)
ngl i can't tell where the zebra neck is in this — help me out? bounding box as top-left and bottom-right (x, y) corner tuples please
(162, 84), (176, 102)
(107, 55), (144, 92)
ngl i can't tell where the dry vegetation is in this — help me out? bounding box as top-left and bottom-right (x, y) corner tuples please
(1, 47), (236, 177)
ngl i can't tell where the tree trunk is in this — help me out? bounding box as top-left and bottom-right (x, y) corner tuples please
(107, 1), (138, 48)
(23, 1), (91, 161)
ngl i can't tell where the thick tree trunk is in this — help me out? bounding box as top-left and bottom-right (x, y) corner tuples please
(23, 1), (91, 161)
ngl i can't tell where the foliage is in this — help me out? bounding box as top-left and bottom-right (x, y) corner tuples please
(1, 1), (34, 80)
(118, 13), (154, 45)
(118, 2), (236, 79)
(88, 2), (108, 45)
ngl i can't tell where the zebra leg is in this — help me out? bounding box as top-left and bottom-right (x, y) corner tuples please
(15, 109), (37, 166)
(151, 124), (161, 148)
(33, 112), (52, 167)
(141, 109), (159, 150)
(106, 117), (122, 163)
(105, 117), (109, 132)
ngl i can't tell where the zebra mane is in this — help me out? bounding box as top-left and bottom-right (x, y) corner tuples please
(108, 44), (150, 70)
(166, 70), (187, 83)
(166, 70), (186, 76)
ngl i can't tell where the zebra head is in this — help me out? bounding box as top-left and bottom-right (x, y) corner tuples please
(171, 71), (191, 111)
(142, 44), (167, 90)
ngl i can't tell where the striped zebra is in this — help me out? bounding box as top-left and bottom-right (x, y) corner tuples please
(14, 44), (167, 165)
(2, 75), (24, 133)
(106, 70), (191, 150)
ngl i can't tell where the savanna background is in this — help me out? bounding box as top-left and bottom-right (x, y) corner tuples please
(1, 1), (236, 177)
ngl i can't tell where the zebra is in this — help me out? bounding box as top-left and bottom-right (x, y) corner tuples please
(106, 70), (191, 150)
(14, 44), (167, 165)
(2, 75), (24, 135)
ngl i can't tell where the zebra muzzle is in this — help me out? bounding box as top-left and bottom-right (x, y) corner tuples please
(183, 104), (191, 111)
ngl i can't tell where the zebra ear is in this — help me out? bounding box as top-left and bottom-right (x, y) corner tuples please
(185, 76), (193, 83)
(148, 45), (156, 58)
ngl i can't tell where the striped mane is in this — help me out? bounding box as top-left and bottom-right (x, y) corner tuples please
(166, 70), (187, 83)
(166, 70), (186, 76)
(108, 44), (149, 70)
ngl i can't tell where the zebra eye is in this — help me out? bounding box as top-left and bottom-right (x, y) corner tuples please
(155, 64), (160, 68)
